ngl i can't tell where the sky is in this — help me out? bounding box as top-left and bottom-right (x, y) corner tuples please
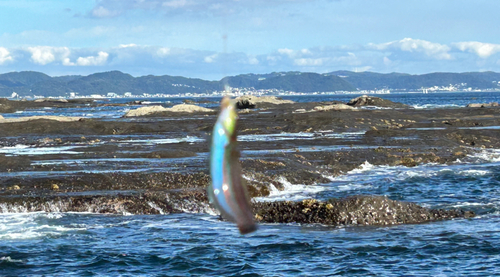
(1, 0), (500, 80)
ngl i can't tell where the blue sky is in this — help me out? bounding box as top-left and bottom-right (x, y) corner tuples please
(1, 0), (500, 80)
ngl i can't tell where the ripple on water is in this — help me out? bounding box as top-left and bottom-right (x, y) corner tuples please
(0, 211), (499, 275)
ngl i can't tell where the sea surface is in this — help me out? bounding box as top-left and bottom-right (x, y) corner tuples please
(1, 91), (500, 276)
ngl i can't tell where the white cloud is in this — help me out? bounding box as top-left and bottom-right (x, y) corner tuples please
(352, 66), (372, 72)
(119, 44), (138, 48)
(383, 56), (392, 65)
(278, 48), (295, 57)
(28, 46), (55, 65)
(300, 49), (312, 55)
(3, 38), (500, 79)
(62, 58), (75, 66)
(88, 0), (319, 17)
(23, 47), (109, 66)
(248, 56), (259, 65)
(271, 46), (362, 69)
(26, 46), (71, 65)
(294, 58), (324, 66)
(156, 47), (171, 57)
(204, 54), (217, 63)
(369, 38), (452, 60)
(91, 6), (121, 18)
(75, 51), (109, 66)
(0, 47), (13, 64)
(453, 41), (500, 58)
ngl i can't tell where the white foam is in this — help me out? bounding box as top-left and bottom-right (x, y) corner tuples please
(406, 127), (447, 131)
(470, 149), (500, 163)
(254, 176), (325, 202)
(0, 213), (87, 240)
(458, 169), (491, 176)
(0, 256), (23, 263)
(348, 161), (375, 174)
(147, 202), (166, 214)
(336, 183), (374, 192)
(322, 131), (365, 139)
(450, 202), (498, 208)
(413, 104), (462, 109)
(327, 161), (451, 186)
(141, 101), (167, 104)
(0, 145), (80, 156)
(238, 131), (364, 142)
(359, 106), (392, 110)
(238, 132), (315, 142)
(164, 194), (217, 215)
(120, 135), (203, 145)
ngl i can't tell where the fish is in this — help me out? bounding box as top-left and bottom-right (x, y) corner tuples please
(208, 96), (257, 234)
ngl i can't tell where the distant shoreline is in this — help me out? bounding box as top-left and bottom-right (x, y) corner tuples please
(6, 89), (500, 101)
(1, 70), (500, 98)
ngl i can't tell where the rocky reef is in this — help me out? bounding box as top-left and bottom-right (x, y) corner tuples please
(0, 95), (497, 227)
(253, 196), (474, 226)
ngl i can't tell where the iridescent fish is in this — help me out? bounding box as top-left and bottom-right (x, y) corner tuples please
(208, 96), (257, 234)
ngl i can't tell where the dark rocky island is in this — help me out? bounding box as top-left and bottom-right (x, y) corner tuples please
(0, 95), (498, 227)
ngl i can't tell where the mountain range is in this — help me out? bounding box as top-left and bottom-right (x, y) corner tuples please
(0, 70), (499, 97)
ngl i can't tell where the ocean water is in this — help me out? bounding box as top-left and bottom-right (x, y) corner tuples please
(279, 91), (500, 109)
(1, 92), (500, 276)
(3, 91), (500, 119)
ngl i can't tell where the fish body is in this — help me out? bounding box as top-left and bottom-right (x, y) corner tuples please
(209, 97), (257, 234)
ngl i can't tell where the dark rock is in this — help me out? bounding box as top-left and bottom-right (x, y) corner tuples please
(347, 95), (411, 108)
(235, 95), (294, 109)
(0, 190), (211, 214)
(252, 196), (474, 226)
(236, 98), (256, 109)
(0, 155), (31, 171)
(0, 191), (474, 227)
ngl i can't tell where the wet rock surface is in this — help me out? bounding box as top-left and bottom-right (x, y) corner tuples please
(347, 95), (411, 108)
(235, 95), (294, 109)
(253, 196), (474, 225)
(0, 97), (95, 113)
(0, 97), (497, 226)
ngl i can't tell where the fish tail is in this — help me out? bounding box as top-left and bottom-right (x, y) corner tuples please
(238, 222), (258, 234)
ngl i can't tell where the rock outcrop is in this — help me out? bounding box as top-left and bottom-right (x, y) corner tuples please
(124, 104), (213, 117)
(467, 102), (499, 108)
(235, 95), (294, 109)
(347, 95), (411, 108)
(313, 103), (356, 111)
(253, 196), (474, 226)
(0, 192), (474, 226)
(0, 116), (82, 123)
(167, 103), (213, 113)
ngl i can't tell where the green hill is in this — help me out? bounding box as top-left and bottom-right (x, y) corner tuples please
(329, 71), (500, 90)
(0, 70), (499, 97)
